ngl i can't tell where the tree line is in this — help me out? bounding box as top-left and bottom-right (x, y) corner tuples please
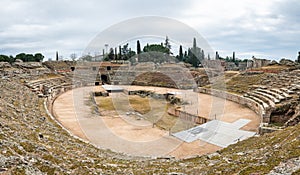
(99, 36), (172, 62)
(100, 36), (210, 67)
(0, 53), (44, 63)
(80, 36), (249, 67)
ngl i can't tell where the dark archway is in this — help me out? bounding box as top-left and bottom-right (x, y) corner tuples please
(101, 74), (109, 84)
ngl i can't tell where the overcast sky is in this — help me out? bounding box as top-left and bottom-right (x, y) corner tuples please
(0, 0), (299, 61)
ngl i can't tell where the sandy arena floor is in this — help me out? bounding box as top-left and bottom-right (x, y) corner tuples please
(53, 86), (260, 159)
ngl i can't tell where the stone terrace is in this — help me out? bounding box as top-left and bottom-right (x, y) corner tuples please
(242, 69), (300, 125)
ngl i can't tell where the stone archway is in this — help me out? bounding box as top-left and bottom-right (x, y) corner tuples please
(101, 74), (109, 84)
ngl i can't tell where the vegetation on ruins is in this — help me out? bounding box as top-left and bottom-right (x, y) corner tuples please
(143, 43), (170, 54)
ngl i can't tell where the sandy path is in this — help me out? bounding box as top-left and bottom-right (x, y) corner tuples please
(53, 89), (88, 140)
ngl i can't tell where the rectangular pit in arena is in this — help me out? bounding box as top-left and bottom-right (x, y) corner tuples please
(172, 119), (256, 148)
(102, 85), (124, 93)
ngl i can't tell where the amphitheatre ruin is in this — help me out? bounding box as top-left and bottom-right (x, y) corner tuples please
(1, 57), (300, 174)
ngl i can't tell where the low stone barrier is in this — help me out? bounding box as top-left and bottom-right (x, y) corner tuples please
(173, 108), (208, 124)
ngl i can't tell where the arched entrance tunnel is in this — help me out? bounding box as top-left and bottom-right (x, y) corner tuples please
(101, 74), (109, 84)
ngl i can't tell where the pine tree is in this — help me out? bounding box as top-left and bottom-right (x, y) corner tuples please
(164, 36), (171, 55)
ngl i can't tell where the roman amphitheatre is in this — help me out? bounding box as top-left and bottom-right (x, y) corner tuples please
(1, 58), (300, 174)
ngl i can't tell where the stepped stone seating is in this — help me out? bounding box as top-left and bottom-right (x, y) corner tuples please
(256, 89), (284, 101)
(253, 90), (280, 104)
(134, 62), (155, 71)
(26, 76), (73, 96)
(249, 92), (275, 108)
(111, 71), (136, 85)
(241, 69), (300, 125)
(244, 93), (269, 109)
(72, 69), (99, 86)
(280, 88), (294, 94)
(270, 89), (292, 99)
(291, 84), (300, 90)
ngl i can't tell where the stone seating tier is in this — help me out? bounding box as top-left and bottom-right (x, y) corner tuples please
(256, 89), (285, 101)
(270, 89), (292, 99)
(253, 90), (280, 104)
(244, 94), (269, 109)
(249, 92), (275, 107)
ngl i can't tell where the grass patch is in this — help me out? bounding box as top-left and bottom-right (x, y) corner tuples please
(128, 96), (151, 114)
(155, 112), (177, 130)
(225, 74), (267, 94)
(36, 163), (57, 174)
(11, 167), (26, 175)
(20, 141), (35, 153)
(96, 97), (115, 111)
(96, 94), (189, 131)
(42, 154), (61, 164)
(97, 95), (152, 114)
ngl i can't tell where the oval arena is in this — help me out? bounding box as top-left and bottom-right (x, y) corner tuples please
(40, 61), (262, 158)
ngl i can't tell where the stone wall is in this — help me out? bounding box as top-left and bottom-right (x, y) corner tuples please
(173, 108), (208, 124)
(258, 126), (282, 135)
(252, 58), (271, 68)
(46, 86), (72, 110)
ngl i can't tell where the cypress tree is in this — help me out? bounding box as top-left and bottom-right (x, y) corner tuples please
(179, 45), (183, 61)
(216, 51), (219, 60)
(118, 46), (122, 60)
(193, 38), (197, 48)
(56, 51), (59, 61)
(233, 52), (236, 62)
(137, 40), (141, 55)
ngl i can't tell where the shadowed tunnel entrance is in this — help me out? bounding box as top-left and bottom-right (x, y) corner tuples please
(101, 74), (109, 84)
